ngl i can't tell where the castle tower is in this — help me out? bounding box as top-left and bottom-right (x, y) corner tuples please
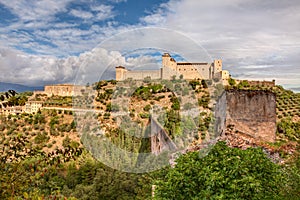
(214, 59), (222, 73)
(162, 53), (177, 70)
(115, 66), (127, 81)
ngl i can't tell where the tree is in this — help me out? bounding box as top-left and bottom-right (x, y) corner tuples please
(154, 142), (286, 199)
(228, 78), (236, 86)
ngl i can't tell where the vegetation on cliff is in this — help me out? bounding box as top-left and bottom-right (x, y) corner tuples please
(0, 79), (300, 199)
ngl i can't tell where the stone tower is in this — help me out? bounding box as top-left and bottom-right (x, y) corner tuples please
(162, 53), (177, 70)
(214, 59), (222, 73)
(115, 66), (127, 81)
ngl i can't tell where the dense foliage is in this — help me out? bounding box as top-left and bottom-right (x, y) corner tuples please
(1, 82), (300, 199)
(154, 142), (291, 199)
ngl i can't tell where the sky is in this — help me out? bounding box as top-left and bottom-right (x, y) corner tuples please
(0, 0), (299, 91)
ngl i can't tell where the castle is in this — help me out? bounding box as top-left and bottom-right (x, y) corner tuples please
(116, 53), (230, 82)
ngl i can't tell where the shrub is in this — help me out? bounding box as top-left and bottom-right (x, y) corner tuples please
(139, 112), (150, 119)
(143, 104), (151, 112)
(154, 141), (286, 199)
(228, 78), (236, 86)
(34, 132), (49, 144)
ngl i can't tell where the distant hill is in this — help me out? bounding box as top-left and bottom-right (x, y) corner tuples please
(0, 82), (43, 92)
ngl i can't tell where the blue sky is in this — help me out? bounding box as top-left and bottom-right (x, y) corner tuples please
(0, 0), (299, 90)
(0, 0), (170, 55)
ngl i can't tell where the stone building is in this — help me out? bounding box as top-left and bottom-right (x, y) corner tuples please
(25, 101), (43, 114)
(0, 106), (24, 115)
(116, 53), (230, 82)
(44, 84), (85, 97)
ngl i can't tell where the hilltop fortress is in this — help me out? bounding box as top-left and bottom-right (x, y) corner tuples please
(116, 53), (230, 82)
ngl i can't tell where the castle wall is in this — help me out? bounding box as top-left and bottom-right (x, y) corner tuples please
(124, 70), (161, 80)
(44, 84), (85, 96)
(248, 80), (275, 87)
(162, 65), (180, 79)
(236, 80), (276, 87)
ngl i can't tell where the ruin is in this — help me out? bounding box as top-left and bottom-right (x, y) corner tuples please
(215, 90), (276, 142)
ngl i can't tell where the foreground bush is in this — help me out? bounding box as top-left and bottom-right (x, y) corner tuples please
(154, 142), (289, 199)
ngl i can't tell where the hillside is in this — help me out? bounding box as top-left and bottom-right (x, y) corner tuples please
(0, 79), (299, 199)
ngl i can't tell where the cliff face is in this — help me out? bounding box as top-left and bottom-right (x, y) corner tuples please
(216, 90), (276, 142)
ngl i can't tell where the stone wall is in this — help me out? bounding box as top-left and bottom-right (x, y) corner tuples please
(124, 69), (162, 80)
(215, 90), (276, 142)
(237, 80), (276, 87)
(25, 101), (43, 113)
(248, 80), (275, 87)
(44, 84), (85, 97)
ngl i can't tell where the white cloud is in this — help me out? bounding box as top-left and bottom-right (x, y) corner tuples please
(0, 1), (116, 56)
(108, 0), (127, 3)
(70, 9), (93, 19)
(0, 46), (129, 86)
(0, 0), (71, 22)
(91, 4), (115, 21)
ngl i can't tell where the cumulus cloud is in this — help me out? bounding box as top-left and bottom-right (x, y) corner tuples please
(70, 9), (94, 19)
(0, 1), (117, 56)
(0, 46), (161, 86)
(91, 4), (115, 21)
(0, 47), (77, 86)
(0, 0), (71, 23)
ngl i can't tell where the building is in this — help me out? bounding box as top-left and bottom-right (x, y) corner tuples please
(25, 101), (43, 114)
(0, 106), (24, 115)
(116, 53), (230, 82)
(44, 84), (86, 97)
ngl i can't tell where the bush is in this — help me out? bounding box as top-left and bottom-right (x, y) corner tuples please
(154, 141), (286, 199)
(139, 112), (150, 119)
(34, 132), (49, 144)
(0, 124), (5, 131)
(228, 78), (236, 86)
(143, 104), (151, 112)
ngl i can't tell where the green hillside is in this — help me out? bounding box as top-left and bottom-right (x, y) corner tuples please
(0, 79), (299, 199)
